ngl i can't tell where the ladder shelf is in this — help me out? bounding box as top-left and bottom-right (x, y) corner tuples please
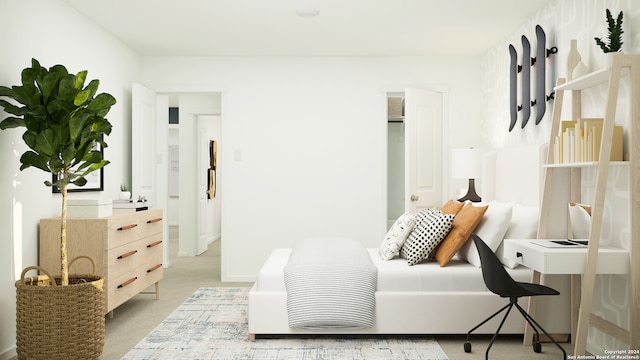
(537, 54), (639, 355)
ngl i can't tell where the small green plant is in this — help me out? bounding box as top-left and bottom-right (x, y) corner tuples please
(120, 184), (129, 192)
(594, 9), (624, 53)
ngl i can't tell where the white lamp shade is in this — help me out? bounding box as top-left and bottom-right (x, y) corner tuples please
(451, 148), (482, 179)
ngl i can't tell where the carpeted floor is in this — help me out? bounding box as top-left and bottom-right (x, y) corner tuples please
(122, 287), (449, 360)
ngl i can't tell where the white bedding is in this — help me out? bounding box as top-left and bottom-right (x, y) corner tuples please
(257, 248), (534, 293)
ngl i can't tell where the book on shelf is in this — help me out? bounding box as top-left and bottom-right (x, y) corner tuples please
(555, 118), (623, 163)
(112, 199), (149, 212)
(557, 120), (576, 163)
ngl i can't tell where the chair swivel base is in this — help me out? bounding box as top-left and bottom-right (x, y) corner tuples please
(464, 297), (566, 360)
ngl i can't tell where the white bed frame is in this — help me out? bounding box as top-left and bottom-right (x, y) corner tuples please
(248, 143), (571, 339)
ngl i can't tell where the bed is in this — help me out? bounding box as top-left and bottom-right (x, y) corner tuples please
(248, 143), (571, 339)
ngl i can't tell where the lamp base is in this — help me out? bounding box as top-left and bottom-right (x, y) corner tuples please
(457, 178), (482, 202)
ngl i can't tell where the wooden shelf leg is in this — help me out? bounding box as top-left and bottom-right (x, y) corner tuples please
(570, 274), (581, 344)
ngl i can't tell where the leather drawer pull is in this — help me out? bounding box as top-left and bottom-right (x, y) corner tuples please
(117, 224), (138, 231)
(147, 217), (163, 224)
(117, 277), (137, 289)
(147, 240), (163, 248)
(147, 264), (162, 273)
(117, 250), (138, 259)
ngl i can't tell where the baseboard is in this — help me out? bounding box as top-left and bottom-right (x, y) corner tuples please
(0, 346), (16, 360)
(209, 235), (221, 244)
(536, 333), (571, 343)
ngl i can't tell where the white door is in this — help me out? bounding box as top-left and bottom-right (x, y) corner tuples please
(404, 88), (444, 213)
(196, 116), (211, 255)
(131, 83), (169, 266)
(131, 83), (158, 207)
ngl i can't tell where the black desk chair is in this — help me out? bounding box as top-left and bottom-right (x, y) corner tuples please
(464, 233), (567, 360)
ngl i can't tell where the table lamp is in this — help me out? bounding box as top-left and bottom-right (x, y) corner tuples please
(451, 148), (482, 202)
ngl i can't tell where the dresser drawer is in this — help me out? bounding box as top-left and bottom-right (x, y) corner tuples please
(109, 268), (148, 311)
(140, 258), (163, 290)
(107, 233), (162, 278)
(107, 209), (163, 249)
(107, 258), (163, 311)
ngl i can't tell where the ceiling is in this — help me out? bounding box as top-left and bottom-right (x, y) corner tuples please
(62, 0), (553, 57)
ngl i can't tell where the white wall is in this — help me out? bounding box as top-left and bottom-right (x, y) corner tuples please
(141, 56), (482, 281)
(479, 0), (640, 354)
(0, 1), (141, 358)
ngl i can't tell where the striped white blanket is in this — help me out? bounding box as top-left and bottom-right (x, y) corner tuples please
(284, 237), (377, 329)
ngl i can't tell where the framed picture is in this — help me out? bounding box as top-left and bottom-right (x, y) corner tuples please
(52, 141), (104, 193)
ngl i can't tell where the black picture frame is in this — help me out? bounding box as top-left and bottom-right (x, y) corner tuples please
(52, 141), (104, 193)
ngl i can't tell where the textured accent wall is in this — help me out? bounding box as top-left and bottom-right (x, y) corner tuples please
(480, 0), (638, 354)
(481, 0), (639, 149)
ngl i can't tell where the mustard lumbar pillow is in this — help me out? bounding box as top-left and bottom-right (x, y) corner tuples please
(439, 199), (464, 215)
(435, 202), (488, 267)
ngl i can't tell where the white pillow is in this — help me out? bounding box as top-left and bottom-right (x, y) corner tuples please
(568, 203), (591, 239)
(496, 203), (539, 268)
(400, 209), (454, 266)
(379, 212), (416, 260)
(459, 200), (514, 267)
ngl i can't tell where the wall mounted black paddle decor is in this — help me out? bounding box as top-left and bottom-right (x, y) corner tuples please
(508, 44), (518, 132)
(520, 35), (532, 129)
(532, 25), (557, 125)
(508, 25), (557, 131)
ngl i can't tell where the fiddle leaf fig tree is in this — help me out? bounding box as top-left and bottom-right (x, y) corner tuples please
(0, 59), (115, 286)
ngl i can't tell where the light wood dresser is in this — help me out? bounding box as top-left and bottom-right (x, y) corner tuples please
(39, 208), (164, 316)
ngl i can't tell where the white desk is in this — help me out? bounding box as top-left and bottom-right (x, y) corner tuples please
(503, 239), (629, 275)
(503, 239), (630, 346)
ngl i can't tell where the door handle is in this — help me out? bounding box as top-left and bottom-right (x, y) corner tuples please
(410, 194), (419, 202)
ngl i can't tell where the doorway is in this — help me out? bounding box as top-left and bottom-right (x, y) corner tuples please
(132, 85), (223, 264)
(387, 92), (405, 229)
(173, 95), (222, 257)
(167, 112), (221, 257)
(385, 88), (447, 229)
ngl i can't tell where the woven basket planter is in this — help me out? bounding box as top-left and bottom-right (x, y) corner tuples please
(15, 256), (105, 360)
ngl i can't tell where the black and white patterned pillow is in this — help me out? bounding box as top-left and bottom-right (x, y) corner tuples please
(400, 209), (454, 266)
(379, 212), (416, 260)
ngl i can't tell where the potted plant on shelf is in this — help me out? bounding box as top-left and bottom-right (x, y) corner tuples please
(120, 184), (131, 200)
(0, 58), (115, 359)
(594, 9), (624, 67)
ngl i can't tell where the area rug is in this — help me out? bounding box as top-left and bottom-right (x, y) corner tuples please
(122, 287), (449, 360)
